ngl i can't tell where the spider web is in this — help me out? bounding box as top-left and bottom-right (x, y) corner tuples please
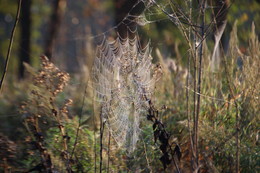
(91, 29), (161, 152)
(90, 0), (226, 153)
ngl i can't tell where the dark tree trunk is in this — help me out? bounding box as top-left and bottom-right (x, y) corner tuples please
(114, 0), (145, 39)
(44, 0), (66, 60)
(19, 0), (31, 78)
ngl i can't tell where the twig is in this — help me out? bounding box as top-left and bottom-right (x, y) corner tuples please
(194, 1), (206, 172)
(93, 108), (97, 173)
(142, 137), (152, 172)
(192, 26), (198, 173)
(235, 103), (240, 173)
(99, 107), (105, 173)
(170, 148), (181, 173)
(107, 131), (111, 173)
(49, 96), (71, 172)
(70, 83), (88, 159)
(152, 0), (196, 58)
(187, 1), (194, 172)
(0, 0), (22, 93)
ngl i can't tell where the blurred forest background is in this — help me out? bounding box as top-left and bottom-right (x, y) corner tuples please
(0, 0), (259, 172)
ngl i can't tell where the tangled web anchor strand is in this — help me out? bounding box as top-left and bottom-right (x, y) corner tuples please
(92, 32), (161, 152)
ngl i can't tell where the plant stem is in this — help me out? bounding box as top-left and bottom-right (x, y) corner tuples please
(93, 107), (97, 173)
(187, 1), (194, 172)
(195, 1), (206, 171)
(71, 84), (88, 159)
(99, 108), (105, 173)
(142, 137), (152, 172)
(235, 102), (240, 173)
(193, 26), (198, 173)
(0, 0), (22, 93)
(107, 132), (110, 173)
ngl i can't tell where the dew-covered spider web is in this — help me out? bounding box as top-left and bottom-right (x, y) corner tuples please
(89, 0), (226, 153)
(91, 28), (162, 152)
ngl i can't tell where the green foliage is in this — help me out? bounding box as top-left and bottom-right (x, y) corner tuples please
(45, 117), (95, 172)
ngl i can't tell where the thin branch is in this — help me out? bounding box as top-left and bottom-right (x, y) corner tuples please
(107, 131), (111, 173)
(187, 1), (194, 172)
(93, 104), (97, 173)
(0, 0), (22, 93)
(152, 0), (196, 58)
(142, 137), (152, 172)
(192, 26), (198, 173)
(70, 83), (88, 159)
(195, 1), (206, 171)
(49, 93), (71, 172)
(99, 107), (105, 173)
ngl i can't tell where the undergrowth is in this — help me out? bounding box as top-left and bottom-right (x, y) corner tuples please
(0, 21), (259, 173)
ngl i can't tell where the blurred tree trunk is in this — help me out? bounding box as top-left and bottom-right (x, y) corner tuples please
(19, 0), (31, 78)
(114, 0), (145, 39)
(44, 0), (66, 60)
